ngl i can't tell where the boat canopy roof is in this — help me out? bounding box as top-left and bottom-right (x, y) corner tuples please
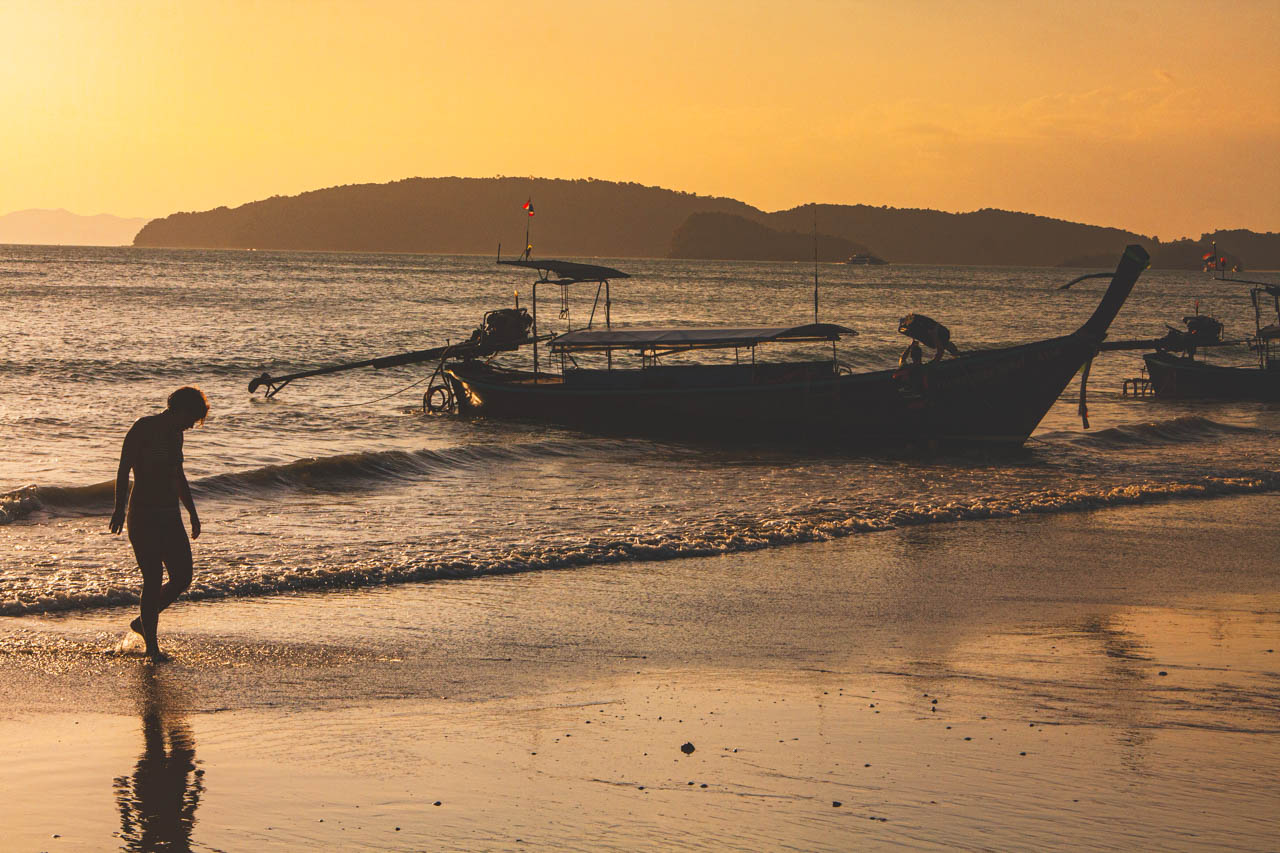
(499, 259), (630, 282)
(551, 323), (856, 352)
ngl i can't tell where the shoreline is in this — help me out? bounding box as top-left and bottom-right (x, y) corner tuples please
(2, 494), (1278, 850)
(5, 470), (1280, 619)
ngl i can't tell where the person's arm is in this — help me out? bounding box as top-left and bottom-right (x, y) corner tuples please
(109, 424), (138, 534)
(176, 467), (199, 540)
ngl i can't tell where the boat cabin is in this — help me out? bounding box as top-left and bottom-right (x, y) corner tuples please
(497, 258), (856, 388)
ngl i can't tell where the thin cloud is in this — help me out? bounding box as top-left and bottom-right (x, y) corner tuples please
(895, 122), (960, 140)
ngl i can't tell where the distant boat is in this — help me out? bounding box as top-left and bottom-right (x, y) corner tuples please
(844, 253), (887, 265)
(1143, 351), (1279, 399)
(1140, 281), (1279, 400)
(1201, 239), (1244, 274)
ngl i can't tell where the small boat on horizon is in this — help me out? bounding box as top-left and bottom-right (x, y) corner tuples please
(1138, 280), (1280, 400)
(844, 252), (887, 265)
(249, 246), (1150, 446)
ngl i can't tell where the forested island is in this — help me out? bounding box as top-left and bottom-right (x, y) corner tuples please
(133, 177), (1280, 269)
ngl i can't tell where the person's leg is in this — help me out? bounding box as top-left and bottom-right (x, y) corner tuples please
(128, 522), (166, 656)
(157, 523), (193, 612)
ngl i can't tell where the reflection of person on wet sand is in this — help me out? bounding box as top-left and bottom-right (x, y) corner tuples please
(109, 387), (209, 662)
(114, 671), (204, 852)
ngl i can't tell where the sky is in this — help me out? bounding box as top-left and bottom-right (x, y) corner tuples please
(2, 0), (1277, 240)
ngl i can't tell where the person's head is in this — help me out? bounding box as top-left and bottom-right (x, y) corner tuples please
(167, 386), (210, 429)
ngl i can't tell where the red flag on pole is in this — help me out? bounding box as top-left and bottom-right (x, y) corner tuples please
(523, 199), (534, 217)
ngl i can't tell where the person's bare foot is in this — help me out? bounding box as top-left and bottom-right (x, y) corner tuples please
(146, 648), (171, 663)
(129, 617), (145, 638)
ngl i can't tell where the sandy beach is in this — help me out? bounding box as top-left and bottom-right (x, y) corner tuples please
(1, 493), (1277, 851)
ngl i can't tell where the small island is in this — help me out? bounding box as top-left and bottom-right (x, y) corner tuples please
(131, 176), (1280, 269)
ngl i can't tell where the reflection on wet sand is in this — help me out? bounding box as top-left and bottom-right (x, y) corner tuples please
(113, 668), (204, 852)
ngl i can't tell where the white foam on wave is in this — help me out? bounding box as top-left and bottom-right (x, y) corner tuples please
(3, 472), (1276, 617)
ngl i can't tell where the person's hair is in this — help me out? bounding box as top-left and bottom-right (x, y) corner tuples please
(167, 386), (210, 426)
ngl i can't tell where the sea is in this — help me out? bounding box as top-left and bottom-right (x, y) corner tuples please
(2, 244), (1277, 617)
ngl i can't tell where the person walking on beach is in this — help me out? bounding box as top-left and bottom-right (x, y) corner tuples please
(109, 387), (209, 662)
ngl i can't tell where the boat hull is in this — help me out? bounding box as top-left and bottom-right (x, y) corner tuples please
(1142, 352), (1280, 400)
(446, 333), (1094, 445)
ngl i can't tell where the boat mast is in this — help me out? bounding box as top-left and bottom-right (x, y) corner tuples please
(812, 206), (819, 324)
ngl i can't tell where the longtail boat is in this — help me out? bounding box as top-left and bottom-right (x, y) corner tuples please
(249, 245), (1149, 446)
(1098, 278), (1280, 400)
(1141, 281), (1280, 400)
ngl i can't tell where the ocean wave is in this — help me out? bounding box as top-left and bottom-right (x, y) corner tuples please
(194, 439), (586, 498)
(3, 472), (1277, 616)
(0, 356), (314, 381)
(1044, 415), (1268, 449)
(0, 481), (115, 524)
(0, 439), (592, 523)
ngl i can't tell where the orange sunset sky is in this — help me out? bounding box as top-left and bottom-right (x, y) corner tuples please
(3, 0), (1277, 240)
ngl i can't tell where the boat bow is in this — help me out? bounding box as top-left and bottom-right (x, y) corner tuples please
(1076, 244), (1150, 341)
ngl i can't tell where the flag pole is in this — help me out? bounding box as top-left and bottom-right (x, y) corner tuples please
(522, 197), (534, 259)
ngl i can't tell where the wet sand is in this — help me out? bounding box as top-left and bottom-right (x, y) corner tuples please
(2, 494), (1278, 851)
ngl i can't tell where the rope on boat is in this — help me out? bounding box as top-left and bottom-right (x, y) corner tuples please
(1077, 353), (1096, 429)
(423, 362), (456, 414)
(314, 354), (458, 413)
(318, 371), (438, 410)
(422, 347), (459, 414)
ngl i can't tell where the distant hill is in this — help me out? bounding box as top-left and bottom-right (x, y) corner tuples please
(133, 176), (1280, 269)
(670, 212), (865, 262)
(1153, 230), (1280, 272)
(763, 205), (1153, 267)
(135, 177), (756, 258)
(1060, 229), (1280, 271)
(1, 209), (149, 246)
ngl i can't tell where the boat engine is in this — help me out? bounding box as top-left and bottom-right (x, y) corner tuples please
(1155, 314), (1223, 355)
(898, 313), (960, 362)
(467, 307), (533, 351)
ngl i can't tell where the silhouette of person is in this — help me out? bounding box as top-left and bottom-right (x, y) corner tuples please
(897, 339), (923, 370)
(893, 339), (926, 393)
(109, 387), (209, 662)
(114, 669), (204, 852)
